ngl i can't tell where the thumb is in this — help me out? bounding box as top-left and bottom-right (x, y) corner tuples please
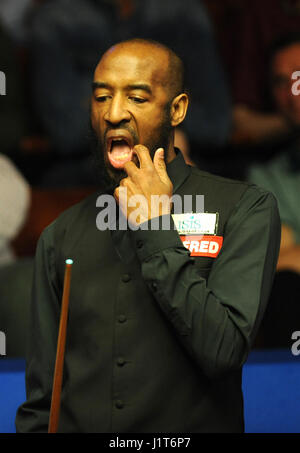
(153, 148), (171, 186)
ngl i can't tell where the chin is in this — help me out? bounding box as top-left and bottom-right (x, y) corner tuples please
(106, 165), (127, 187)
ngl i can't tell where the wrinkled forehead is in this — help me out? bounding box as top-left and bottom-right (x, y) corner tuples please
(94, 43), (170, 90)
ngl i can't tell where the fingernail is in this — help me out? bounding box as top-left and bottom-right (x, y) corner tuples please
(157, 148), (164, 158)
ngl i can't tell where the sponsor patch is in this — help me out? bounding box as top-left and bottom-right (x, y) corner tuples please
(180, 235), (223, 258)
(172, 213), (218, 235)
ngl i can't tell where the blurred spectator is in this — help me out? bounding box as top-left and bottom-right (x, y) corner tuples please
(27, 0), (231, 182)
(249, 34), (300, 269)
(248, 34), (300, 347)
(0, 154), (31, 265)
(0, 154), (33, 357)
(222, 0), (300, 145)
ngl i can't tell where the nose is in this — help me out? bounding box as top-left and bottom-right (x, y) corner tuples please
(104, 94), (131, 125)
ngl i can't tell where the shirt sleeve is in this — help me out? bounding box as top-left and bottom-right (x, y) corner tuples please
(15, 224), (60, 433)
(130, 186), (281, 379)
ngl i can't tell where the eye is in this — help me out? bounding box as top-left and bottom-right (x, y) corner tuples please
(129, 97), (147, 104)
(95, 96), (110, 103)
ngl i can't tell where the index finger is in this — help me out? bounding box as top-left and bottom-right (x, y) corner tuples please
(123, 160), (139, 178)
(133, 144), (154, 169)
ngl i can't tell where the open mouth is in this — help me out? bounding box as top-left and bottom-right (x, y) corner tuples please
(107, 137), (134, 169)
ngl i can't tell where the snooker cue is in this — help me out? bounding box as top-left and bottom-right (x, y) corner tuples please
(48, 259), (73, 433)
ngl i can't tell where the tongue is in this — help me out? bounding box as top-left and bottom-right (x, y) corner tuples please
(108, 142), (133, 169)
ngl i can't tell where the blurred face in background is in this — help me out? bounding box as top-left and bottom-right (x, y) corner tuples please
(271, 43), (300, 125)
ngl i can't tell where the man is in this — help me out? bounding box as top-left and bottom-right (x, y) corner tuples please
(0, 154), (33, 359)
(249, 34), (300, 273)
(222, 0), (300, 144)
(16, 39), (280, 433)
(248, 34), (300, 346)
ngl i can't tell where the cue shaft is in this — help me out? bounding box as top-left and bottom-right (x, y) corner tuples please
(48, 261), (73, 433)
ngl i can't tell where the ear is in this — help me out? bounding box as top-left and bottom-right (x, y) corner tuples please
(170, 93), (189, 127)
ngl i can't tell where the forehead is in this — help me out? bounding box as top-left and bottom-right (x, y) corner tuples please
(94, 44), (170, 89)
(272, 43), (300, 73)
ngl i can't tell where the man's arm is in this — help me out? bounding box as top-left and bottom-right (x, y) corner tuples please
(15, 226), (60, 433)
(131, 187), (281, 379)
(277, 224), (300, 274)
(248, 165), (300, 273)
(232, 105), (290, 144)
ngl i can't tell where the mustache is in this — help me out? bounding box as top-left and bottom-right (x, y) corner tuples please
(103, 123), (139, 146)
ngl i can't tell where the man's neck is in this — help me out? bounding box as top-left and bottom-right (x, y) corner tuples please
(166, 144), (177, 164)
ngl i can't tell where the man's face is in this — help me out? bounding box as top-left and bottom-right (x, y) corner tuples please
(90, 43), (173, 187)
(271, 43), (300, 125)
